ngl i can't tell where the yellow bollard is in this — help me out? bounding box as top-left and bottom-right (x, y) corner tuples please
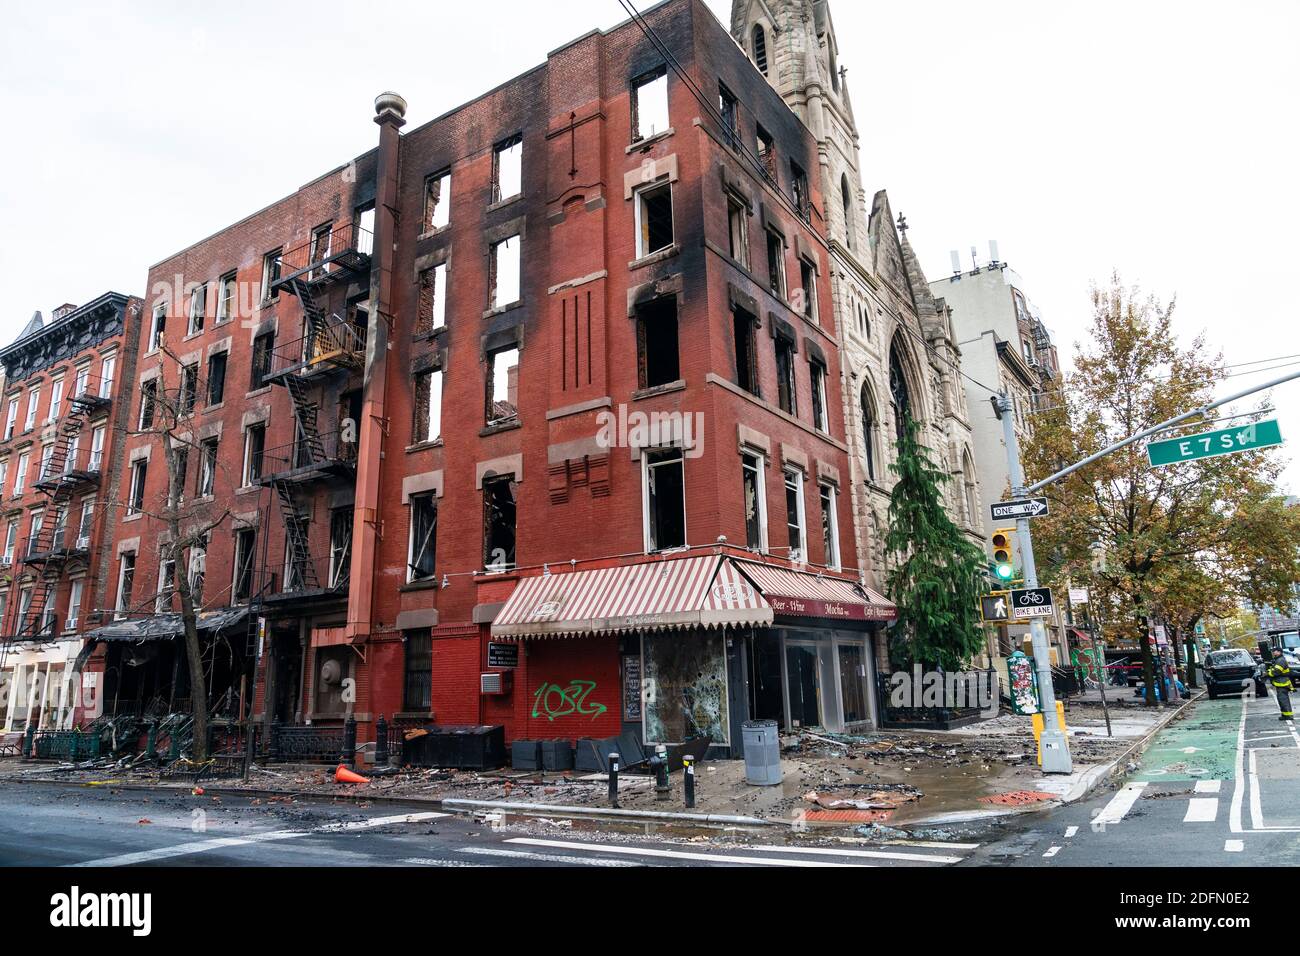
(1033, 702), (1069, 765)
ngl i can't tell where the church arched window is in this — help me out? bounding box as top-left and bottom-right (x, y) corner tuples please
(752, 25), (768, 76)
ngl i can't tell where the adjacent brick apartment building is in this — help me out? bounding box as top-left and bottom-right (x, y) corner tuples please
(0, 294), (139, 735)
(75, 0), (899, 760)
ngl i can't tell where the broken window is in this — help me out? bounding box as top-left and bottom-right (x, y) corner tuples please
(148, 305), (166, 351)
(408, 493), (437, 582)
(179, 363), (198, 416)
(188, 284), (206, 335)
(810, 359), (829, 433)
(329, 508), (351, 590)
(631, 67), (669, 142)
(416, 262), (447, 333)
(719, 82), (739, 147)
(756, 125), (775, 183)
(635, 180), (674, 259)
(250, 331), (274, 389)
(482, 476), (516, 571)
(355, 206), (375, 251)
(643, 631), (729, 744)
(790, 160), (809, 222)
(115, 552), (136, 620)
(742, 452), (767, 552)
(127, 459), (147, 516)
(733, 305), (758, 395)
(643, 447), (686, 553)
(820, 484), (840, 570)
(207, 352), (227, 405)
(138, 379), (158, 429)
(635, 296), (680, 390)
(261, 249), (282, 302)
(727, 195), (749, 268)
(188, 533), (207, 606)
(784, 468), (806, 562)
(799, 258), (818, 323)
(490, 234), (521, 308)
(413, 368), (443, 444)
(774, 333), (797, 416)
(403, 629), (433, 712)
(423, 170), (451, 232)
(492, 135), (523, 204)
(242, 423), (265, 486)
(766, 230), (786, 298)
(156, 552), (176, 612)
(485, 347), (519, 427)
(169, 447), (187, 508)
(284, 513), (309, 591)
(198, 437), (218, 497)
(233, 527), (256, 603)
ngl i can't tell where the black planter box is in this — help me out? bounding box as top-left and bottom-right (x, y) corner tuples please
(402, 725), (506, 770)
(540, 738), (573, 771)
(511, 739), (542, 771)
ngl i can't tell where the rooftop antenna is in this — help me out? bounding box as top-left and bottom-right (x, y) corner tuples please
(950, 250), (961, 277)
(969, 245), (980, 276)
(989, 239), (1000, 266)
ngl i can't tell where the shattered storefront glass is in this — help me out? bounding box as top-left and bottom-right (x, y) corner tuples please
(642, 631), (729, 745)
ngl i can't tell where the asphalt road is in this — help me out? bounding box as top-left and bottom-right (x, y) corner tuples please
(0, 779), (970, 868)
(963, 690), (1300, 866)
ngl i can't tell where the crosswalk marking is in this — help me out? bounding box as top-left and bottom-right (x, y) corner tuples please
(720, 843), (963, 865)
(458, 846), (642, 866)
(1224, 840), (1244, 853)
(1184, 798), (1219, 823)
(1064, 826), (1078, 838)
(316, 812), (447, 832)
(1042, 846), (1061, 858)
(1193, 780), (1222, 794)
(505, 837), (862, 867)
(1094, 782), (1147, 826)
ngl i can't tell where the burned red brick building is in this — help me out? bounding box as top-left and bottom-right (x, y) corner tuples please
(81, 0), (896, 761)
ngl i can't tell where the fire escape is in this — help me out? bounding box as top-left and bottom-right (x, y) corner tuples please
(8, 385), (110, 642)
(259, 221), (370, 599)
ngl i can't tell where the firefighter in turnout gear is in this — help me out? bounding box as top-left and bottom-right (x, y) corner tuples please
(1267, 649), (1294, 721)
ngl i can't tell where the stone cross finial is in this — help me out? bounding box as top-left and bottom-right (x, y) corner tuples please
(897, 212), (909, 235)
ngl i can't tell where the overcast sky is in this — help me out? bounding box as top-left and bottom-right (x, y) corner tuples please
(2, 0), (1296, 489)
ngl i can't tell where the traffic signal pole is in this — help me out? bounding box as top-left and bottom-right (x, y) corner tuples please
(999, 393), (1073, 773)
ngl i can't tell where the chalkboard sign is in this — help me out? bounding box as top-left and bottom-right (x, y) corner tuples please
(622, 655), (642, 722)
(488, 642), (519, 668)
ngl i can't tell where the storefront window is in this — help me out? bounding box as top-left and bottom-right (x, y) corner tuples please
(642, 631), (729, 744)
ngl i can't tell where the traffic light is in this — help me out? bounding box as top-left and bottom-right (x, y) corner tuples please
(991, 527), (1017, 582)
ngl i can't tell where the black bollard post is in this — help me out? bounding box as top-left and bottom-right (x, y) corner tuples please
(683, 754), (696, 809)
(342, 715), (357, 769)
(653, 745), (670, 801)
(607, 751), (620, 808)
(375, 715), (389, 768)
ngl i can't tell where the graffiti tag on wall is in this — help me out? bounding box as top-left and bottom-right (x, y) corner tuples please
(531, 680), (608, 722)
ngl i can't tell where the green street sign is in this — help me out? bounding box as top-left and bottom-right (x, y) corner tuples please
(1146, 419), (1283, 468)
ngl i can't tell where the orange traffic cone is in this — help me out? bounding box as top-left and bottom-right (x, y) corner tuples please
(335, 764), (371, 785)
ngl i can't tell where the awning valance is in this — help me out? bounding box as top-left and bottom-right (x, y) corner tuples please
(85, 606), (251, 643)
(730, 560), (898, 623)
(491, 555), (773, 639)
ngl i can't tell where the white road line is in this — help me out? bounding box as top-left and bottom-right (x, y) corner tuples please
(1042, 846), (1061, 858)
(1194, 780), (1222, 794)
(881, 840), (981, 850)
(1064, 826), (1078, 838)
(1094, 782), (1147, 826)
(459, 846), (643, 866)
(402, 858), (489, 867)
(721, 844), (963, 865)
(1184, 798), (1219, 823)
(316, 812), (447, 832)
(1245, 735), (1291, 742)
(504, 838), (860, 867)
(70, 811), (448, 867)
(1249, 748), (1264, 830)
(1230, 695), (1249, 833)
(1224, 840), (1244, 853)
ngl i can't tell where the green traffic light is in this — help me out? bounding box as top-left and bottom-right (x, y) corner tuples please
(995, 563), (1014, 580)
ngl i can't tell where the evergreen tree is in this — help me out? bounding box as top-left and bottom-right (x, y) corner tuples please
(884, 415), (988, 671)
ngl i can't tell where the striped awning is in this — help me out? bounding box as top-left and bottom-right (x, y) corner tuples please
(731, 560), (898, 623)
(491, 555), (773, 639)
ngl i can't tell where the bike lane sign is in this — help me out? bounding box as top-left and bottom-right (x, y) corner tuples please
(1010, 586), (1054, 619)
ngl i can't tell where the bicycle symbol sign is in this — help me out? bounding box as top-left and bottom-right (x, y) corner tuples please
(1010, 587), (1054, 618)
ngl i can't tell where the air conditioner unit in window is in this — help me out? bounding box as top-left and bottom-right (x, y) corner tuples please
(480, 672), (512, 696)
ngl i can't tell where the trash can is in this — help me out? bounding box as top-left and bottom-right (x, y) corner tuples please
(742, 719), (782, 786)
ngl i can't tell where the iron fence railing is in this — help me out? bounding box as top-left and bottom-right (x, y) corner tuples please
(268, 316), (367, 379)
(275, 221), (373, 284)
(256, 430), (358, 479)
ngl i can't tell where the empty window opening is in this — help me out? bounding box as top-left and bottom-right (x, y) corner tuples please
(482, 476), (517, 571)
(733, 307), (759, 395)
(408, 494), (437, 582)
(493, 136), (523, 203)
(490, 234), (521, 308)
(485, 348), (519, 427)
(752, 25), (768, 76)
(424, 170), (451, 232)
(413, 369), (443, 444)
(631, 68), (670, 142)
(644, 447), (686, 553)
(636, 296), (680, 390)
(774, 335), (797, 416)
(635, 180), (674, 258)
(766, 231), (786, 297)
(784, 468), (806, 562)
(742, 452), (767, 552)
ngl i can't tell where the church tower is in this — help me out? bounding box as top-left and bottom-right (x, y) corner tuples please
(731, 1), (986, 626)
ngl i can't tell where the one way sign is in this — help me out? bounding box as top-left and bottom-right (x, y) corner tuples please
(990, 497), (1049, 522)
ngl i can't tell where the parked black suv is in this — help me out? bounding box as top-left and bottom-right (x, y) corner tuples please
(1204, 649), (1265, 698)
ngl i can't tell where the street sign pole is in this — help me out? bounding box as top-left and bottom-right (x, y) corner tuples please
(1000, 392), (1072, 773)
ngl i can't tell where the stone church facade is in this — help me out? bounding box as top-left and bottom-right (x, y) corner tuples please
(731, 0), (986, 662)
